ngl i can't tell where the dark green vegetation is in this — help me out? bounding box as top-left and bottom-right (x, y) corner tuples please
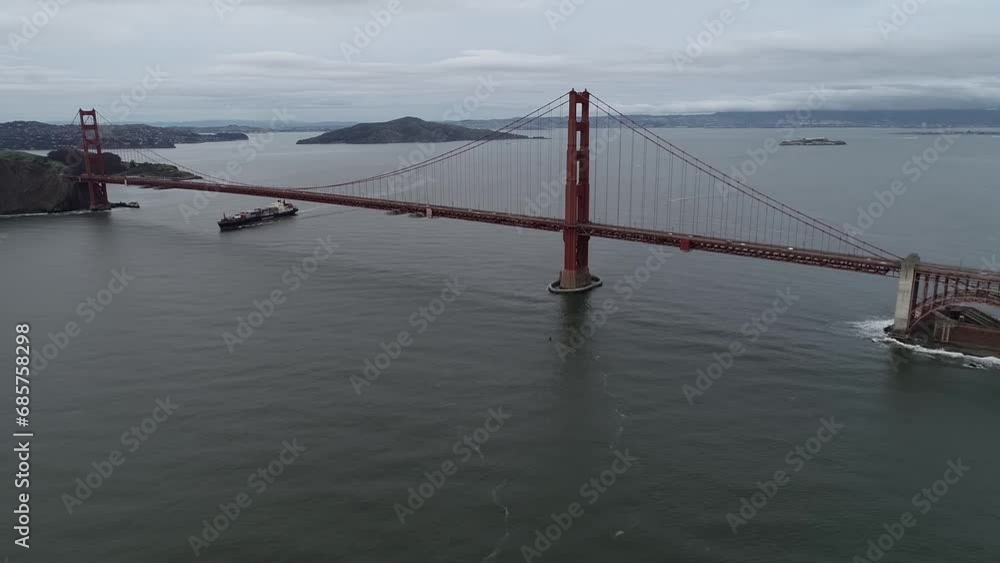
(46, 148), (199, 180)
(46, 147), (122, 175)
(0, 148), (198, 215)
(120, 162), (200, 180)
(296, 117), (529, 145)
(0, 151), (88, 214)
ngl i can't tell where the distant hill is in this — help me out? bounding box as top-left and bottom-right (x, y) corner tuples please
(143, 119), (355, 132)
(452, 109), (1000, 130)
(297, 117), (530, 145)
(0, 121), (250, 151)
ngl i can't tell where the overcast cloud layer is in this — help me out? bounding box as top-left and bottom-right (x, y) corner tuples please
(2, 0), (998, 122)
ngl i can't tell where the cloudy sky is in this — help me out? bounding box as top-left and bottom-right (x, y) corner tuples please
(2, 0), (997, 123)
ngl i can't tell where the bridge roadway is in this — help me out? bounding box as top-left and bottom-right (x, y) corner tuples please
(81, 174), (1000, 281)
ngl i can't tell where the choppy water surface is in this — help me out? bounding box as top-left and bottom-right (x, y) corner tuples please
(2, 128), (999, 562)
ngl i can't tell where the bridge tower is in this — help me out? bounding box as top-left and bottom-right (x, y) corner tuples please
(549, 90), (603, 294)
(79, 109), (110, 211)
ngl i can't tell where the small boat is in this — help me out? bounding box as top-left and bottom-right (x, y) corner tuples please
(218, 200), (298, 231)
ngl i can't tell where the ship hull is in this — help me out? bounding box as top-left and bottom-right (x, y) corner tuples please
(218, 208), (297, 231)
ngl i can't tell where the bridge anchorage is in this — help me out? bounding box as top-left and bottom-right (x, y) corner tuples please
(72, 90), (1000, 354)
(892, 256), (1000, 352)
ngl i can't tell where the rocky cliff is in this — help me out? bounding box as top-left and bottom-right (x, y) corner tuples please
(0, 151), (89, 215)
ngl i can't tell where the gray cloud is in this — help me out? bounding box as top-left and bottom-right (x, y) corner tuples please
(2, 0), (997, 121)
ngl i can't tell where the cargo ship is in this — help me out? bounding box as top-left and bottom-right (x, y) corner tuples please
(780, 137), (847, 146)
(218, 200), (298, 231)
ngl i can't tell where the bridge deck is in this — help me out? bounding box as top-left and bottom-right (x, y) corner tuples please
(80, 174), (997, 281)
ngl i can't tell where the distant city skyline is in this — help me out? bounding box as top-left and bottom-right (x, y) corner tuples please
(2, 0), (998, 122)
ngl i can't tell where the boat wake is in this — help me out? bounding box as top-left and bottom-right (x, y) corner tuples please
(848, 318), (1000, 370)
(469, 441), (486, 464)
(847, 318), (895, 341)
(481, 481), (511, 563)
(600, 371), (630, 450)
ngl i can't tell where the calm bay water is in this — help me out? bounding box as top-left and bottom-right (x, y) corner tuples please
(2, 128), (999, 562)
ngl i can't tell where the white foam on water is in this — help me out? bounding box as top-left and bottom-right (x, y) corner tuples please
(883, 337), (1000, 370)
(846, 318), (894, 341)
(0, 209), (94, 219)
(470, 441), (486, 464)
(481, 481), (511, 563)
(847, 318), (1000, 370)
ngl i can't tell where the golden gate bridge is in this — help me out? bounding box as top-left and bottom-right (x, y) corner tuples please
(71, 90), (1000, 345)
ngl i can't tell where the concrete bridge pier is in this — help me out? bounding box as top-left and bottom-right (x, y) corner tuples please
(892, 254), (921, 337)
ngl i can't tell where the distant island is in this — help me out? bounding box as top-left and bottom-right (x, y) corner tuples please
(780, 137), (847, 146)
(0, 121), (250, 151)
(892, 130), (1000, 136)
(297, 117), (531, 145)
(7, 109), (1000, 152)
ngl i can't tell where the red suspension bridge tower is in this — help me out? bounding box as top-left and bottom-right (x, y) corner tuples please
(79, 109), (110, 211)
(550, 90), (602, 294)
